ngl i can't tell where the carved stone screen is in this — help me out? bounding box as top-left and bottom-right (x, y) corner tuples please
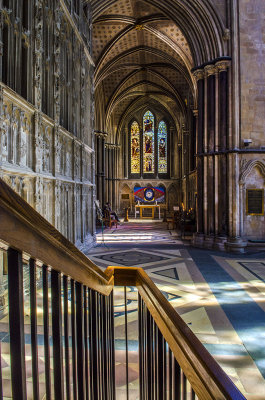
(246, 189), (264, 215)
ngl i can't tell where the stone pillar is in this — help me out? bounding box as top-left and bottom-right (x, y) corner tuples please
(112, 146), (115, 208)
(193, 70), (204, 246)
(205, 65), (216, 247)
(218, 61), (229, 235)
(108, 146), (112, 204)
(96, 135), (102, 205)
(101, 136), (106, 207)
(105, 143), (109, 202)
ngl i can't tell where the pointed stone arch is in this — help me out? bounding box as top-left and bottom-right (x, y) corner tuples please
(240, 160), (265, 185)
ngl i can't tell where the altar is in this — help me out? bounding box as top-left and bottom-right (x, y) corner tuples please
(135, 204), (161, 219)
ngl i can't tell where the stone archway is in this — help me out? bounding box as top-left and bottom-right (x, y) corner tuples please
(239, 160), (265, 240)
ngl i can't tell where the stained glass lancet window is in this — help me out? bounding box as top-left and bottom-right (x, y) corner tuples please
(143, 111), (155, 173)
(131, 121), (140, 174)
(158, 120), (168, 173)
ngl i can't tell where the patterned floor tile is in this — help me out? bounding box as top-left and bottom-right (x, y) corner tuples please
(87, 221), (265, 399)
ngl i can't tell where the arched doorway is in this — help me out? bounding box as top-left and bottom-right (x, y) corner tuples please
(92, 0), (257, 252)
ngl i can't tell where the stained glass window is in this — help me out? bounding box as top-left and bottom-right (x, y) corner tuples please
(158, 120), (167, 173)
(143, 111), (154, 174)
(130, 121), (140, 174)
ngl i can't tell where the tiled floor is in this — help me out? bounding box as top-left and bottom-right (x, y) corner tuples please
(86, 220), (265, 400)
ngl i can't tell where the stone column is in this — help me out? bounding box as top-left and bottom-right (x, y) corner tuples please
(192, 70), (204, 246)
(213, 61), (230, 250)
(105, 142), (109, 202)
(96, 135), (100, 203)
(204, 65), (217, 248)
(100, 136), (106, 206)
(108, 146), (112, 204)
(112, 146), (116, 209)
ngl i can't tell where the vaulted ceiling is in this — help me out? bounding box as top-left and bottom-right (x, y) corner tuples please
(91, 0), (198, 139)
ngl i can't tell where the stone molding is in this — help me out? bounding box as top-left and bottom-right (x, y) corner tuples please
(239, 160), (265, 185)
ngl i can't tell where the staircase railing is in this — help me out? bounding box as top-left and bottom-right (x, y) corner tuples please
(0, 178), (246, 400)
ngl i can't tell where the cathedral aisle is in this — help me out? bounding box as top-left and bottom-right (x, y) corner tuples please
(86, 221), (265, 400)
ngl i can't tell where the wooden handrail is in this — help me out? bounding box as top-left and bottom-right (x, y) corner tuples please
(106, 266), (246, 400)
(0, 178), (113, 294)
(0, 178), (246, 399)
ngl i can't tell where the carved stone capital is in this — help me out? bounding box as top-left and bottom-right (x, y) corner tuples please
(193, 69), (204, 81)
(204, 64), (217, 77)
(216, 60), (231, 72)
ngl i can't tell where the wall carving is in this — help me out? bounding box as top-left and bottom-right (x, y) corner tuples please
(0, 1), (95, 249)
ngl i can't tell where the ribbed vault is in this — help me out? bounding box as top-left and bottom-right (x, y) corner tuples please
(91, 0), (228, 142)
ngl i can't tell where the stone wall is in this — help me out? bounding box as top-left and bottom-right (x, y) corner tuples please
(239, 0), (265, 147)
(0, 0), (96, 249)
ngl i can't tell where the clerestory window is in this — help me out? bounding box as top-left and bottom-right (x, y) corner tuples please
(129, 111), (168, 178)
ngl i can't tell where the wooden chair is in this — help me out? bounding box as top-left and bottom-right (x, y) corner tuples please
(103, 210), (118, 229)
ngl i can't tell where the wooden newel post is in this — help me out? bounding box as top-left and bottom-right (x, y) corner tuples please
(124, 208), (129, 222)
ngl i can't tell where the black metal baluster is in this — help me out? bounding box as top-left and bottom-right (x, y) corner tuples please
(154, 323), (158, 400)
(84, 287), (90, 400)
(124, 287), (129, 400)
(182, 372), (187, 400)
(7, 248), (27, 400)
(63, 276), (71, 400)
(98, 293), (102, 400)
(174, 358), (181, 400)
(169, 348), (172, 400)
(144, 303), (148, 400)
(51, 269), (64, 399)
(43, 265), (51, 400)
(30, 258), (39, 400)
(191, 388), (196, 400)
(71, 279), (77, 400)
(90, 290), (99, 400)
(106, 295), (111, 400)
(163, 339), (167, 400)
(76, 282), (85, 400)
(157, 326), (164, 399)
(146, 308), (152, 399)
(0, 338), (2, 400)
(110, 291), (116, 400)
(138, 294), (143, 400)
(101, 295), (108, 400)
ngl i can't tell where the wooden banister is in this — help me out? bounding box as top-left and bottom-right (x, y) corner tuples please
(0, 178), (245, 399)
(106, 266), (246, 400)
(0, 178), (113, 294)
